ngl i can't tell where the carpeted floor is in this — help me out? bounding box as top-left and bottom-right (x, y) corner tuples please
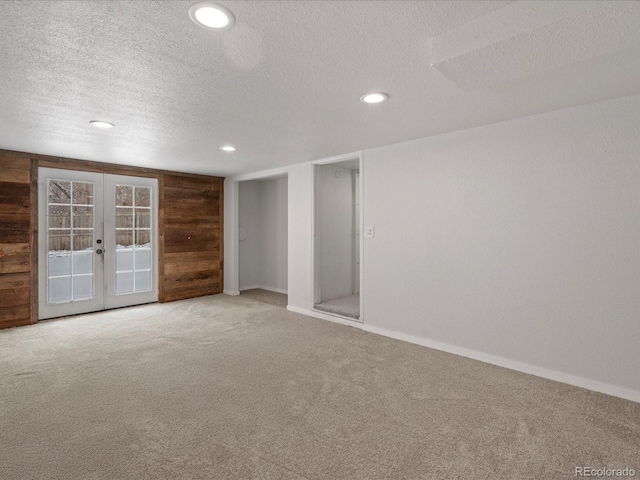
(314, 294), (360, 320)
(1, 294), (638, 479)
(240, 289), (288, 308)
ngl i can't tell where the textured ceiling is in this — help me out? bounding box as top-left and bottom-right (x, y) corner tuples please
(0, 0), (639, 177)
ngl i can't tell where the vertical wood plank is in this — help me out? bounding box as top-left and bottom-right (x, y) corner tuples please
(157, 173), (165, 303)
(29, 158), (38, 324)
(161, 175), (224, 302)
(219, 179), (224, 292)
(0, 152), (32, 329)
(0, 148), (224, 327)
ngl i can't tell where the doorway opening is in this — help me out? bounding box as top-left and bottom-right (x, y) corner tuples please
(38, 168), (158, 319)
(237, 175), (288, 307)
(313, 156), (362, 321)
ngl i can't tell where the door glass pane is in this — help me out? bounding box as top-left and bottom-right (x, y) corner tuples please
(72, 182), (93, 205)
(72, 206), (93, 229)
(135, 208), (150, 228)
(49, 180), (71, 204)
(116, 208), (133, 228)
(48, 229), (71, 256)
(135, 249), (151, 270)
(135, 187), (150, 207)
(116, 230), (134, 248)
(114, 184), (153, 295)
(73, 231), (93, 251)
(48, 245), (71, 276)
(47, 179), (94, 304)
(116, 272), (134, 294)
(48, 227), (71, 286)
(73, 275), (93, 300)
(135, 271), (151, 292)
(136, 230), (150, 247)
(73, 252), (93, 275)
(116, 249), (134, 271)
(49, 205), (70, 229)
(116, 195), (134, 295)
(116, 185), (133, 206)
(49, 276), (71, 303)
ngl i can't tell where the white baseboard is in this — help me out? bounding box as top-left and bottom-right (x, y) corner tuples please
(240, 285), (288, 295)
(360, 324), (640, 404)
(223, 290), (240, 296)
(286, 306), (363, 328)
(282, 306), (640, 403)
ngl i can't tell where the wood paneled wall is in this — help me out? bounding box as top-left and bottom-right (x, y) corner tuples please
(0, 153), (35, 328)
(0, 149), (224, 329)
(160, 175), (224, 302)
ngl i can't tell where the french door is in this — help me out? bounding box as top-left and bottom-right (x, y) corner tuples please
(38, 168), (158, 319)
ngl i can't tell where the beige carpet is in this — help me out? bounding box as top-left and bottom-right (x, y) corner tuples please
(240, 289), (288, 308)
(1, 295), (638, 480)
(315, 294), (360, 320)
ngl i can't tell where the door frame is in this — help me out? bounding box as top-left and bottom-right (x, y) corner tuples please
(311, 151), (364, 323)
(38, 168), (106, 319)
(37, 167), (159, 319)
(225, 165), (291, 297)
(104, 174), (159, 310)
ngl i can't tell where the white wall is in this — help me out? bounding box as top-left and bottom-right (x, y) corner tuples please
(318, 164), (355, 301)
(223, 178), (238, 295)
(261, 177), (288, 293)
(238, 178), (288, 292)
(238, 181), (262, 289)
(287, 163), (313, 310)
(363, 94), (640, 397)
(228, 93), (640, 400)
(352, 171), (360, 295)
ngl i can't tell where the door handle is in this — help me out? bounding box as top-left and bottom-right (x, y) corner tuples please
(96, 249), (103, 255)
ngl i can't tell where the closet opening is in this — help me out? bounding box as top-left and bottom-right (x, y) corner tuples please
(237, 174), (288, 308)
(313, 156), (362, 322)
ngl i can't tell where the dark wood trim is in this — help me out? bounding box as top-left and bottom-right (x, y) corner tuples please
(157, 174), (165, 303)
(1, 149), (224, 181)
(219, 179), (224, 293)
(29, 158), (38, 324)
(37, 157), (161, 179)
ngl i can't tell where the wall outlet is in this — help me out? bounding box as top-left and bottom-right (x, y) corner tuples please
(364, 226), (374, 238)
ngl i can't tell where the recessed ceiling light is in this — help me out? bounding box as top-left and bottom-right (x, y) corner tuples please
(360, 93), (389, 104)
(90, 120), (115, 129)
(220, 145), (236, 152)
(189, 2), (235, 30)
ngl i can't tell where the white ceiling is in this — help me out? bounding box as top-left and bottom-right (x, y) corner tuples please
(1, 0), (639, 177)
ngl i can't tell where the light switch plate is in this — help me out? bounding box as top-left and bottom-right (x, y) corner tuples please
(364, 226), (374, 238)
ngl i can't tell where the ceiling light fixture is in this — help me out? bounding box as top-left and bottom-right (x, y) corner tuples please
(220, 145), (236, 152)
(90, 120), (115, 129)
(360, 93), (389, 104)
(189, 2), (235, 30)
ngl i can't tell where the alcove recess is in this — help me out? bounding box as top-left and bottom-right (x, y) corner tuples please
(0, 149), (224, 329)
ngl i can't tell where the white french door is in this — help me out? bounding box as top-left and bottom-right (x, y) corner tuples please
(38, 168), (158, 320)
